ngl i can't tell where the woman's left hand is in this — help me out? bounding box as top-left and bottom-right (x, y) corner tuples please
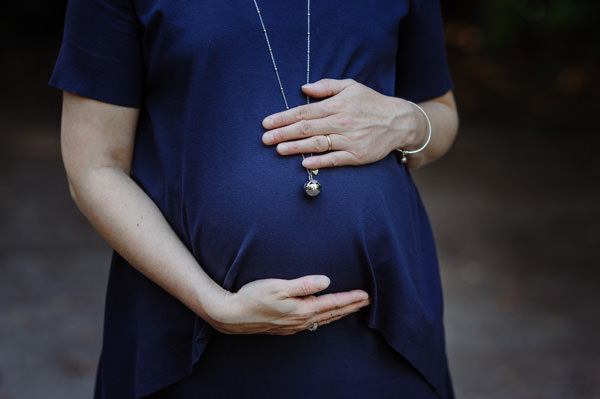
(262, 78), (426, 170)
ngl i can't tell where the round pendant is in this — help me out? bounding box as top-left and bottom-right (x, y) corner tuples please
(304, 179), (321, 197)
(399, 150), (408, 164)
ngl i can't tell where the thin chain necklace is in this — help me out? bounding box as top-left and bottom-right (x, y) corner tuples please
(253, 0), (322, 197)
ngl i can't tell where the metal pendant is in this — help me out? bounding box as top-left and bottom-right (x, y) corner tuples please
(311, 169), (319, 176)
(399, 150), (408, 164)
(304, 179), (321, 197)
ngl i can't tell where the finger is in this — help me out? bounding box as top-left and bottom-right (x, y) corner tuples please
(263, 294), (371, 336)
(313, 313), (347, 329)
(315, 297), (370, 323)
(276, 134), (333, 156)
(263, 102), (331, 131)
(299, 296), (370, 333)
(262, 79), (355, 130)
(263, 315), (344, 335)
(263, 325), (305, 336)
(302, 78), (356, 99)
(265, 306), (363, 336)
(283, 275), (331, 298)
(263, 116), (335, 146)
(303, 289), (370, 313)
(301, 150), (359, 169)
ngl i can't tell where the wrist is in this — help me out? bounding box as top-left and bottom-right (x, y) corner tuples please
(408, 102), (430, 150)
(203, 288), (260, 335)
(396, 101), (432, 164)
(194, 282), (236, 326)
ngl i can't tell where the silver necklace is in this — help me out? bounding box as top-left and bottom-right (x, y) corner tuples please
(253, 0), (322, 197)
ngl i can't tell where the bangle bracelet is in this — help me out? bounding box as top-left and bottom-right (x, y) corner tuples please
(396, 100), (432, 164)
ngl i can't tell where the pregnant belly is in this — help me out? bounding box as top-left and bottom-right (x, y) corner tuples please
(181, 154), (415, 294)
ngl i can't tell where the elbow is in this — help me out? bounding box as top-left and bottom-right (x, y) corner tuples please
(62, 155), (96, 211)
(66, 176), (81, 206)
(450, 108), (460, 144)
(63, 162), (130, 214)
(64, 168), (88, 211)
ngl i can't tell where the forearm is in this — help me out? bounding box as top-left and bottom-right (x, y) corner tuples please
(60, 92), (370, 336)
(405, 95), (459, 169)
(67, 166), (371, 335)
(68, 166), (226, 322)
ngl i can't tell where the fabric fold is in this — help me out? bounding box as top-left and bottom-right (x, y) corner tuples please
(359, 182), (451, 397)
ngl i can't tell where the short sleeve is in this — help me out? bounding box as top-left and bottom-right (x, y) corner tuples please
(395, 0), (453, 102)
(49, 0), (144, 108)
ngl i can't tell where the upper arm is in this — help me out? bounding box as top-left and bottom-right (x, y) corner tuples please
(52, 0), (144, 187)
(61, 91), (140, 186)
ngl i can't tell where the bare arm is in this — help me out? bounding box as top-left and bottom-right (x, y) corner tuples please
(61, 92), (230, 324)
(61, 91), (370, 335)
(261, 79), (458, 169)
(404, 90), (458, 168)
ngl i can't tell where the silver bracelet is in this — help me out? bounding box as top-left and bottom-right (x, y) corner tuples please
(396, 100), (432, 164)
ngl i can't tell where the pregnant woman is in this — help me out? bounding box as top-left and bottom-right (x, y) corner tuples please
(51, 0), (459, 398)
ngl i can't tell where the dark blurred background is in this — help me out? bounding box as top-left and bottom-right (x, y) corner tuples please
(1, 1), (599, 398)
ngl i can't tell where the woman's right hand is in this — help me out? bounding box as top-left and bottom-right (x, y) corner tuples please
(206, 275), (371, 335)
(60, 93), (369, 337)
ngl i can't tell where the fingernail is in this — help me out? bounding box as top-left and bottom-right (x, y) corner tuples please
(302, 83), (315, 89)
(277, 143), (289, 154)
(263, 133), (274, 145)
(357, 291), (369, 301)
(314, 275), (330, 289)
(263, 117), (274, 129)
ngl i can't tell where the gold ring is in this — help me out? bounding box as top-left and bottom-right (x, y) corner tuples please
(325, 134), (332, 152)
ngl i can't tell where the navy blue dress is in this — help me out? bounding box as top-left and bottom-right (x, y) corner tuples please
(51, 0), (454, 398)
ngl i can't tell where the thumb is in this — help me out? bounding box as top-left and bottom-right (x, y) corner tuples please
(302, 78), (355, 98)
(285, 275), (331, 297)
